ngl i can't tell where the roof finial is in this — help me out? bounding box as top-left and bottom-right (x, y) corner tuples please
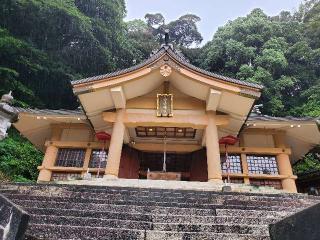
(164, 29), (169, 45)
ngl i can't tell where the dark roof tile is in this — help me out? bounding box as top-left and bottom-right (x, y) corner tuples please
(71, 45), (263, 90)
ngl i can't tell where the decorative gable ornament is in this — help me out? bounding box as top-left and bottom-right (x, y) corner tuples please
(160, 65), (172, 77)
(157, 94), (173, 117)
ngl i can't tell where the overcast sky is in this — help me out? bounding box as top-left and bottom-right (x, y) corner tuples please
(125, 0), (302, 45)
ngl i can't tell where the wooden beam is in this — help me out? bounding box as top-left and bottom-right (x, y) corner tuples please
(45, 140), (108, 149)
(222, 173), (297, 180)
(131, 142), (202, 153)
(206, 89), (221, 111)
(219, 146), (291, 155)
(103, 111), (230, 129)
(242, 128), (286, 135)
(110, 86), (126, 109)
(51, 123), (91, 130)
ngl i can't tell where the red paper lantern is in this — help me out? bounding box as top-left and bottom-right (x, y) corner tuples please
(95, 131), (111, 141)
(219, 135), (238, 145)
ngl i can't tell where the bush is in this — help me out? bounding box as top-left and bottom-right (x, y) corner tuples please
(0, 128), (43, 182)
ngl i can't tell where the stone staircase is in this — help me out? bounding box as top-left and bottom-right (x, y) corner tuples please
(0, 183), (319, 240)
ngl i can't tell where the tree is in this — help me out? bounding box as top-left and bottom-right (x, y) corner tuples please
(130, 13), (203, 47)
(198, 6), (320, 117)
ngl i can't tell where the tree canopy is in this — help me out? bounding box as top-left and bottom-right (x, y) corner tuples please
(197, 6), (320, 117)
(0, 0), (319, 181)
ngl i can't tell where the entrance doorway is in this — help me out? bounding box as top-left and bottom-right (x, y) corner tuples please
(138, 152), (192, 181)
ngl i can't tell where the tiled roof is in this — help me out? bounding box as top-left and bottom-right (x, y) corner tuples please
(71, 45), (263, 90)
(14, 107), (84, 116)
(248, 113), (319, 122)
(15, 107), (318, 124)
(71, 48), (166, 85)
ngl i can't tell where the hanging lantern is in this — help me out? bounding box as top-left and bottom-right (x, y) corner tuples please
(219, 135), (239, 146)
(95, 132), (111, 178)
(95, 132), (111, 141)
(219, 135), (239, 184)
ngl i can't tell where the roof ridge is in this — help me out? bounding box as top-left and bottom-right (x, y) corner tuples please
(71, 45), (263, 90)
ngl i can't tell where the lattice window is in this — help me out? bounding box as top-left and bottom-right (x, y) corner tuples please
(247, 155), (279, 175)
(51, 172), (82, 181)
(55, 148), (86, 167)
(220, 154), (242, 173)
(250, 179), (282, 189)
(89, 150), (108, 168)
(135, 126), (196, 139)
(222, 177), (244, 184)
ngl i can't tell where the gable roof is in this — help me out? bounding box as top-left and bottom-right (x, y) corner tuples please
(71, 45), (263, 90)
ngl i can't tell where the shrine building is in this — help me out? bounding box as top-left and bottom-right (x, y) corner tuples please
(13, 43), (320, 193)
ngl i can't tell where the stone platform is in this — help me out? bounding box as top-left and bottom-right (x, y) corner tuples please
(56, 178), (285, 194)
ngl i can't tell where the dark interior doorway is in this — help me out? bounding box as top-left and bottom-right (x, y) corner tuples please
(138, 152), (192, 181)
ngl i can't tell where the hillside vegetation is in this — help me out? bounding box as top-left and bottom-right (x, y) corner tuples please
(0, 0), (319, 181)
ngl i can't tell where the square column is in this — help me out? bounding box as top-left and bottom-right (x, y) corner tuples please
(273, 134), (297, 193)
(104, 109), (125, 178)
(37, 127), (62, 182)
(206, 111), (223, 183)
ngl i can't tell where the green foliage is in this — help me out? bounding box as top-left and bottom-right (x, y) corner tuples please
(0, 0), (319, 180)
(293, 153), (320, 174)
(0, 129), (43, 182)
(198, 4), (320, 117)
(143, 13), (203, 47)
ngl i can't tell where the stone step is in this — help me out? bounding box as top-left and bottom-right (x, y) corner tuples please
(1, 188), (316, 210)
(12, 199), (217, 216)
(151, 215), (277, 225)
(6, 195), (299, 214)
(25, 207), (152, 222)
(145, 231), (271, 240)
(26, 224), (145, 240)
(1, 193), (308, 211)
(24, 207), (277, 225)
(216, 209), (290, 219)
(28, 214), (270, 235)
(153, 223), (269, 235)
(0, 186), (312, 202)
(26, 224), (271, 240)
(1, 184), (314, 202)
(29, 215), (152, 230)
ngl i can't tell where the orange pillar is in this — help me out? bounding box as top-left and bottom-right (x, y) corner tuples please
(206, 111), (223, 183)
(104, 109), (125, 179)
(37, 127), (62, 182)
(273, 134), (297, 193)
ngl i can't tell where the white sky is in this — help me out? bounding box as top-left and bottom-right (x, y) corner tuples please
(125, 0), (302, 45)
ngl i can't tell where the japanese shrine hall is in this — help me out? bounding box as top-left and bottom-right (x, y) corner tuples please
(13, 44), (320, 193)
